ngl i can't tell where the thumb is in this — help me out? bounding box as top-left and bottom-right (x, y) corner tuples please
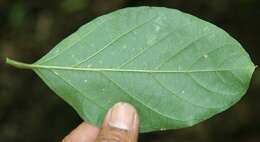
(95, 102), (139, 142)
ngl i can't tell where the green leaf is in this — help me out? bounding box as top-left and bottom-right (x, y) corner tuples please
(6, 7), (256, 132)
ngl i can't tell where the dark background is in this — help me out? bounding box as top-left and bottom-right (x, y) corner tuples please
(0, 0), (259, 141)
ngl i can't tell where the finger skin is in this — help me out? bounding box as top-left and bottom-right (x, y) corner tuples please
(62, 122), (99, 142)
(95, 102), (139, 142)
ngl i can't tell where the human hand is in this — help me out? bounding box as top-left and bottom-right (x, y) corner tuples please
(62, 102), (139, 142)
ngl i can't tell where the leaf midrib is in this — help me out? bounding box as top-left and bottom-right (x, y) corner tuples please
(6, 59), (252, 73)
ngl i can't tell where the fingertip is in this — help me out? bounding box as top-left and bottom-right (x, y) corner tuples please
(132, 112), (140, 142)
(62, 122), (100, 142)
(96, 102), (139, 142)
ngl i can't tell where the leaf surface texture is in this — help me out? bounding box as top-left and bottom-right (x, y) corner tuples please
(8, 7), (256, 132)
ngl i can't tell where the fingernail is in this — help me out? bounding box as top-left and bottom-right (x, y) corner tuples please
(108, 102), (137, 131)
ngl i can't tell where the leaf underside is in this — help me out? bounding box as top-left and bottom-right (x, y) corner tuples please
(7, 7), (255, 132)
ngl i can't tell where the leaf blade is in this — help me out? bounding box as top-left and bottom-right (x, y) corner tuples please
(6, 7), (256, 132)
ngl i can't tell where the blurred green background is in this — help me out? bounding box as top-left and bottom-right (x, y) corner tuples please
(0, 0), (259, 141)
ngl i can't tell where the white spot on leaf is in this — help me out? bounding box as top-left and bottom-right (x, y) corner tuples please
(155, 25), (160, 32)
(155, 17), (163, 25)
(123, 45), (127, 49)
(203, 26), (209, 32)
(147, 35), (156, 46)
(53, 71), (59, 75)
(160, 128), (166, 131)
